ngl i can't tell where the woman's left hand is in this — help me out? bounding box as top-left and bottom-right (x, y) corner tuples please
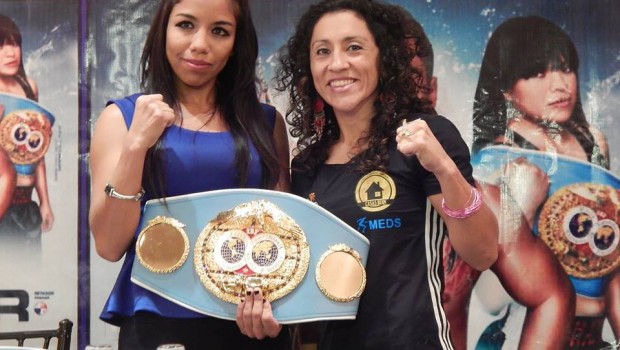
(396, 119), (451, 175)
(236, 288), (282, 339)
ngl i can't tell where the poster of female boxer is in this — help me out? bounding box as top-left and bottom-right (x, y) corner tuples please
(86, 1), (619, 348)
(0, 0), (78, 346)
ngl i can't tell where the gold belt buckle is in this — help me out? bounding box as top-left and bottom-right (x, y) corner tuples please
(194, 200), (310, 303)
(0, 109), (53, 165)
(538, 183), (620, 278)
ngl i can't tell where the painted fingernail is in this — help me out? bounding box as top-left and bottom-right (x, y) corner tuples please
(253, 289), (259, 295)
(246, 290), (252, 296)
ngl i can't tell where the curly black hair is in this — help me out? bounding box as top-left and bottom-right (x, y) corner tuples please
(275, 0), (432, 173)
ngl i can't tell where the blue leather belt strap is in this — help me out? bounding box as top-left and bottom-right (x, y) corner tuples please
(131, 189), (370, 324)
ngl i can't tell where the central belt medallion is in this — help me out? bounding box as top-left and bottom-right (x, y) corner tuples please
(194, 200), (310, 303)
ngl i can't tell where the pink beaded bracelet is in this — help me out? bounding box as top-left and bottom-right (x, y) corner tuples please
(441, 187), (482, 219)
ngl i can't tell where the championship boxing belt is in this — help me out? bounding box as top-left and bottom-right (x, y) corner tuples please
(0, 93), (55, 170)
(130, 189), (370, 324)
(472, 145), (620, 282)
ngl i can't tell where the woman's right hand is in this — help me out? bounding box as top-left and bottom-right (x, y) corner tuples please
(126, 94), (175, 151)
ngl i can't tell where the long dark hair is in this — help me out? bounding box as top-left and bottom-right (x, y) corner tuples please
(276, 0), (431, 173)
(139, 0), (281, 198)
(0, 13), (36, 101)
(472, 16), (606, 167)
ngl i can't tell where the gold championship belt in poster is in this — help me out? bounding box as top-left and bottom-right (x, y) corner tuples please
(0, 93), (54, 166)
(538, 183), (619, 279)
(131, 189), (369, 323)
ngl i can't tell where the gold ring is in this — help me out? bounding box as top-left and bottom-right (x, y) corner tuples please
(400, 129), (413, 137)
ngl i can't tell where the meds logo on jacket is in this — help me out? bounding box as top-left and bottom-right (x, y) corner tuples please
(355, 171), (396, 212)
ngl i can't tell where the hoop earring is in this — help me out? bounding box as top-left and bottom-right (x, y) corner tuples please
(313, 97), (325, 140)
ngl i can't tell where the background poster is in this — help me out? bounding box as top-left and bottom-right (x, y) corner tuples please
(0, 1), (79, 349)
(78, 0), (620, 348)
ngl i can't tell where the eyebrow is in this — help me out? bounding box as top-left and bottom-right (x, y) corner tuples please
(311, 36), (368, 47)
(172, 13), (235, 27)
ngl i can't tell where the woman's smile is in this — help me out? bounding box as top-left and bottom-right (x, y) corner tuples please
(329, 78), (356, 88)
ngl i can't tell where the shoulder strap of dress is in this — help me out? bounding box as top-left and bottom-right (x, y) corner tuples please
(260, 103), (276, 131)
(106, 93), (142, 129)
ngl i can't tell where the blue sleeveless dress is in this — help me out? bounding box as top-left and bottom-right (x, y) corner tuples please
(100, 93), (276, 325)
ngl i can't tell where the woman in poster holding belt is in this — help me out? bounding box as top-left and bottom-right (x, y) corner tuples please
(472, 16), (620, 349)
(0, 13), (54, 250)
